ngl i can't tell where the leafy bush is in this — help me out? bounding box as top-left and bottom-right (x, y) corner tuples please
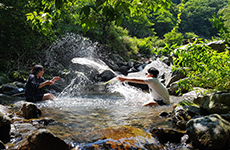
(161, 43), (230, 92)
(164, 31), (184, 46)
(184, 32), (198, 39)
(128, 37), (154, 57)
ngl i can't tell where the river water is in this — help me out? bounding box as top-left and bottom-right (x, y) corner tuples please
(12, 81), (182, 146)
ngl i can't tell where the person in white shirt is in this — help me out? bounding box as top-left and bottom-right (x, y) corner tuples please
(117, 67), (170, 107)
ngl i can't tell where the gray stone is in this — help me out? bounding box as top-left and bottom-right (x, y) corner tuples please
(186, 114), (230, 150)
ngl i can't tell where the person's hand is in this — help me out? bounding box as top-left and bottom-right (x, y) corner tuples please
(52, 76), (60, 82)
(117, 76), (126, 82)
(45, 80), (54, 85)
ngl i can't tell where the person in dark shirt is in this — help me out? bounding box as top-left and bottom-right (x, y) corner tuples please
(25, 65), (59, 102)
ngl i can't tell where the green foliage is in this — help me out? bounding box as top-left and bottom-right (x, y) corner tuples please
(152, 4), (177, 37)
(218, 2), (230, 29)
(106, 25), (130, 53)
(23, 0), (173, 36)
(128, 37), (154, 57)
(121, 15), (155, 38)
(179, 0), (228, 38)
(164, 31), (184, 46)
(184, 32), (198, 39)
(0, 0), (52, 72)
(210, 4), (230, 42)
(160, 42), (230, 92)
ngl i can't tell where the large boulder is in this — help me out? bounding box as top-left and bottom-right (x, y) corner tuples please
(18, 129), (70, 150)
(71, 57), (117, 82)
(172, 100), (207, 130)
(186, 114), (230, 150)
(200, 92), (230, 114)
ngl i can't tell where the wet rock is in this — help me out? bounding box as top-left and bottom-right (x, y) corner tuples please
(0, 84), (20, 96)
(111, 54), (126, 67)
(71, 57), (117, 82)
(17, 102), (41, 119)
(0, 104), (11, 115)
(158, 111), (169, 117)
(186, 114), (230, 150)
(0, 111), (11, 143)
(99, 70), (116, 82)
(168, 79), (189, 95)
(164, 69), (186, 88)
(150, 127), (186, 144)
(200, 92), (230, 114)
(11, 123), (37, 138)
(73, 126), (163, 150)
(172, 100), (207, 130)
(18, 129), (70, 150)
(0, 94), (24, 104)
(0, 140), (5, 149)
(182, 87), (209, 104)
(31, 118), (56, 126)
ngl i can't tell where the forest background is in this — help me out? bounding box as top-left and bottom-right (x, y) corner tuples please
(0, 0), (230, 92)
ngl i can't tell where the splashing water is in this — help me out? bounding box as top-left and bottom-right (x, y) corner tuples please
(108, 81), (151, 107)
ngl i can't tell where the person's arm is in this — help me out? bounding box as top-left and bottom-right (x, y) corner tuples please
(117, 76), (146, 84)
(38, 80), (53, 89)
(52, 76), (60, 82)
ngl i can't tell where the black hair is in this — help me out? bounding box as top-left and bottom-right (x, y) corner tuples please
(147, 67), (159, 78)
(31, 65), (43, 75)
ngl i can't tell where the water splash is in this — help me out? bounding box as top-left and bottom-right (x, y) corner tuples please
(107, 81), (151, 107)
(42, 33), (150, 107)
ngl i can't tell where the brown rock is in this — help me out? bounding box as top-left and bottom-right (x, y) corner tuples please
(18, 129), (69, 150)
(17, 102), (41, 119)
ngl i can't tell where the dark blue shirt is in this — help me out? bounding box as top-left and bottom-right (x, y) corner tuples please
(25, 74), (46, 101)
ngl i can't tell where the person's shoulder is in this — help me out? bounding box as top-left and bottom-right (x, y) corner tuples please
(28, 74), (35, 78)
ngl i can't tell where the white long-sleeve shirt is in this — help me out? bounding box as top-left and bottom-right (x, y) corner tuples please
(144, 78), (170, 104)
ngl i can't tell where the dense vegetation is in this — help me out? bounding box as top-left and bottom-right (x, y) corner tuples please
(0, 0), (230, 92)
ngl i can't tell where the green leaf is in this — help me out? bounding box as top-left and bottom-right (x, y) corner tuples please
(82, 23), (90, 34)
(121, 2), (130, 15)
(26, 13), (34, 20)
(116, 15), (122, 26)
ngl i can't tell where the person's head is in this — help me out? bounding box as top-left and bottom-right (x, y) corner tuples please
(31, 65), (44, 76)
(146, 67), (159, 78)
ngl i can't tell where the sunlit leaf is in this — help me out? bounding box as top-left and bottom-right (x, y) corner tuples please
(116, 15), (122, 26)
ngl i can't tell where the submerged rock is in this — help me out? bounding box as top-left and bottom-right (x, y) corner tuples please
(73, 125), (163, 150)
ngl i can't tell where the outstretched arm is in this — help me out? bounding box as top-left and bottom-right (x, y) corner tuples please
(117, 76), (146, 84)
(38, 80), (53, 88)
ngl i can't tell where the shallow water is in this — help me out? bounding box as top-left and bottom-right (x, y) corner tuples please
(12, 82), (183, 144)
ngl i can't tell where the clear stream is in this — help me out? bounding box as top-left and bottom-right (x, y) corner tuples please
(13, 81), (182, 145)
